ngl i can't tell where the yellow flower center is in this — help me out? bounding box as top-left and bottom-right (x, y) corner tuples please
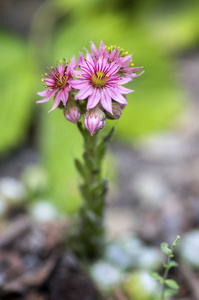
(56, 73), (68, 88)
(91, 71), (107, 87)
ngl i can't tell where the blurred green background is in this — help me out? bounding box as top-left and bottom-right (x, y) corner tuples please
(0, 0), (199, 213)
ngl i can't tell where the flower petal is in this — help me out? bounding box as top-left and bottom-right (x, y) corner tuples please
(77, 52), (85, 66)
(109, 48), (119, 61)
(100, 89), (113, 114)
(37, 89), (57, 103)
(87, 88), (101, 109)
(57, 64), (65, 75)
(108, 87), (128, 104)
(68, 55), (76, 70)
(48, 90), (62, 112)
(75, 85), (93, 100)
(130, 67), (143, 72)
(99, 40), (106, 54)
(119, 55), (132, 67)
(37, 90), (49, 97)
(62, 89), (69, 105)
(118, 77), (132, 84)
(117, 86), (133, 94)
(129, 71), (145, 78)
(90, 41), (99, 57)
(70, 79), (86, 89)
(85, 49), (93, 64)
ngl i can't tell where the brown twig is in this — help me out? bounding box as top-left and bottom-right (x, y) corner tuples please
(0, 217), (32, 248)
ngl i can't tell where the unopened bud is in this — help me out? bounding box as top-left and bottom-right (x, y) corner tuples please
(64, 101), (81, 124)
(106, 101), (122, 120)
(84, 107), (106, 135)
(119, 103), (126, 110)
(120, 95), (127, 110)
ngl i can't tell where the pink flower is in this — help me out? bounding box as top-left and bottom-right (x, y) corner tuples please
(90, 40), (107, 59)
(84, 107), (106, 135)
(71, 52), (132, 114)
(90, 41), (144, 79)
(37, 57), (76, 112)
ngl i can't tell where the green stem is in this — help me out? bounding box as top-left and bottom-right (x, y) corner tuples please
(70, 122), (114, 260)
(160, 236), (180, 300)
(160, 255), (172, 300)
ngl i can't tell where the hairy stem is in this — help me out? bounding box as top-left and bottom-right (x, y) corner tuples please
(69, 122), (114, 260)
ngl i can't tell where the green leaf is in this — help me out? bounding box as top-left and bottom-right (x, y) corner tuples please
(164, 289), (178, 297)
(149, 272), (164, 283)
(0, 30), (36, 154)
(83, 151), (95, 171)
(102, 126), (115, 144)
(79, 183), (90, 201)
(164, 260), (178, 270)
(90, 179), (108, 198)
(165, 279), (179, 290)
(168, 260), (178, 268)
(97, 143), (106, 165)
(161, 243), (172, 255)
(74, 158), (87, 179)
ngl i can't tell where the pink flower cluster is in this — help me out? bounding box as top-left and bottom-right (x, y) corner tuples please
(37, 41), (143, 135)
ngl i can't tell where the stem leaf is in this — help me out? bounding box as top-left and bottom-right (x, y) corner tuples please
(90, 179), (108, 197)
(83, 151), (95, 171)
(161, 242), (172, 255)
(102, 126), (115, 145)
(149, 272), (164, 283)
(164, 289), (178, 297)
(165, 279), (179, 290)
(74, 159), (87, 179)
(168, 260), (178, 268)
(97, 143), (106, 164)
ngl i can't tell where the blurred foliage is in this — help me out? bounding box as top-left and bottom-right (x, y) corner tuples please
(0, 0), (199, 212)
(0, 31), (36, 154)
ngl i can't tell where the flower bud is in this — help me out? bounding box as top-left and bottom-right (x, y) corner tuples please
(119, 95), (127, 110)
(119, 103), (126, 110)
(63, 101), (81, 124)
(106, 101), (122, 120)
(84, 107), (106, 135)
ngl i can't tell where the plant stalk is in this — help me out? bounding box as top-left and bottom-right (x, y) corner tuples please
(70, 122), (114, 260)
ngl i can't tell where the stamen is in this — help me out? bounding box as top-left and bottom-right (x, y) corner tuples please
(92, 71), (107, 87)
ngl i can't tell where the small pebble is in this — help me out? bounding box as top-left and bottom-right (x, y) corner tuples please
(179, 230), (199, 268)
(90, 261), (123, 289)
(0, 177), (26, 203)
(22, 164), (48, 195)
(30, 200), (58, 222)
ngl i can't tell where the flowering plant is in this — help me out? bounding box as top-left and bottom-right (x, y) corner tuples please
(37, 40), (143, 259)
